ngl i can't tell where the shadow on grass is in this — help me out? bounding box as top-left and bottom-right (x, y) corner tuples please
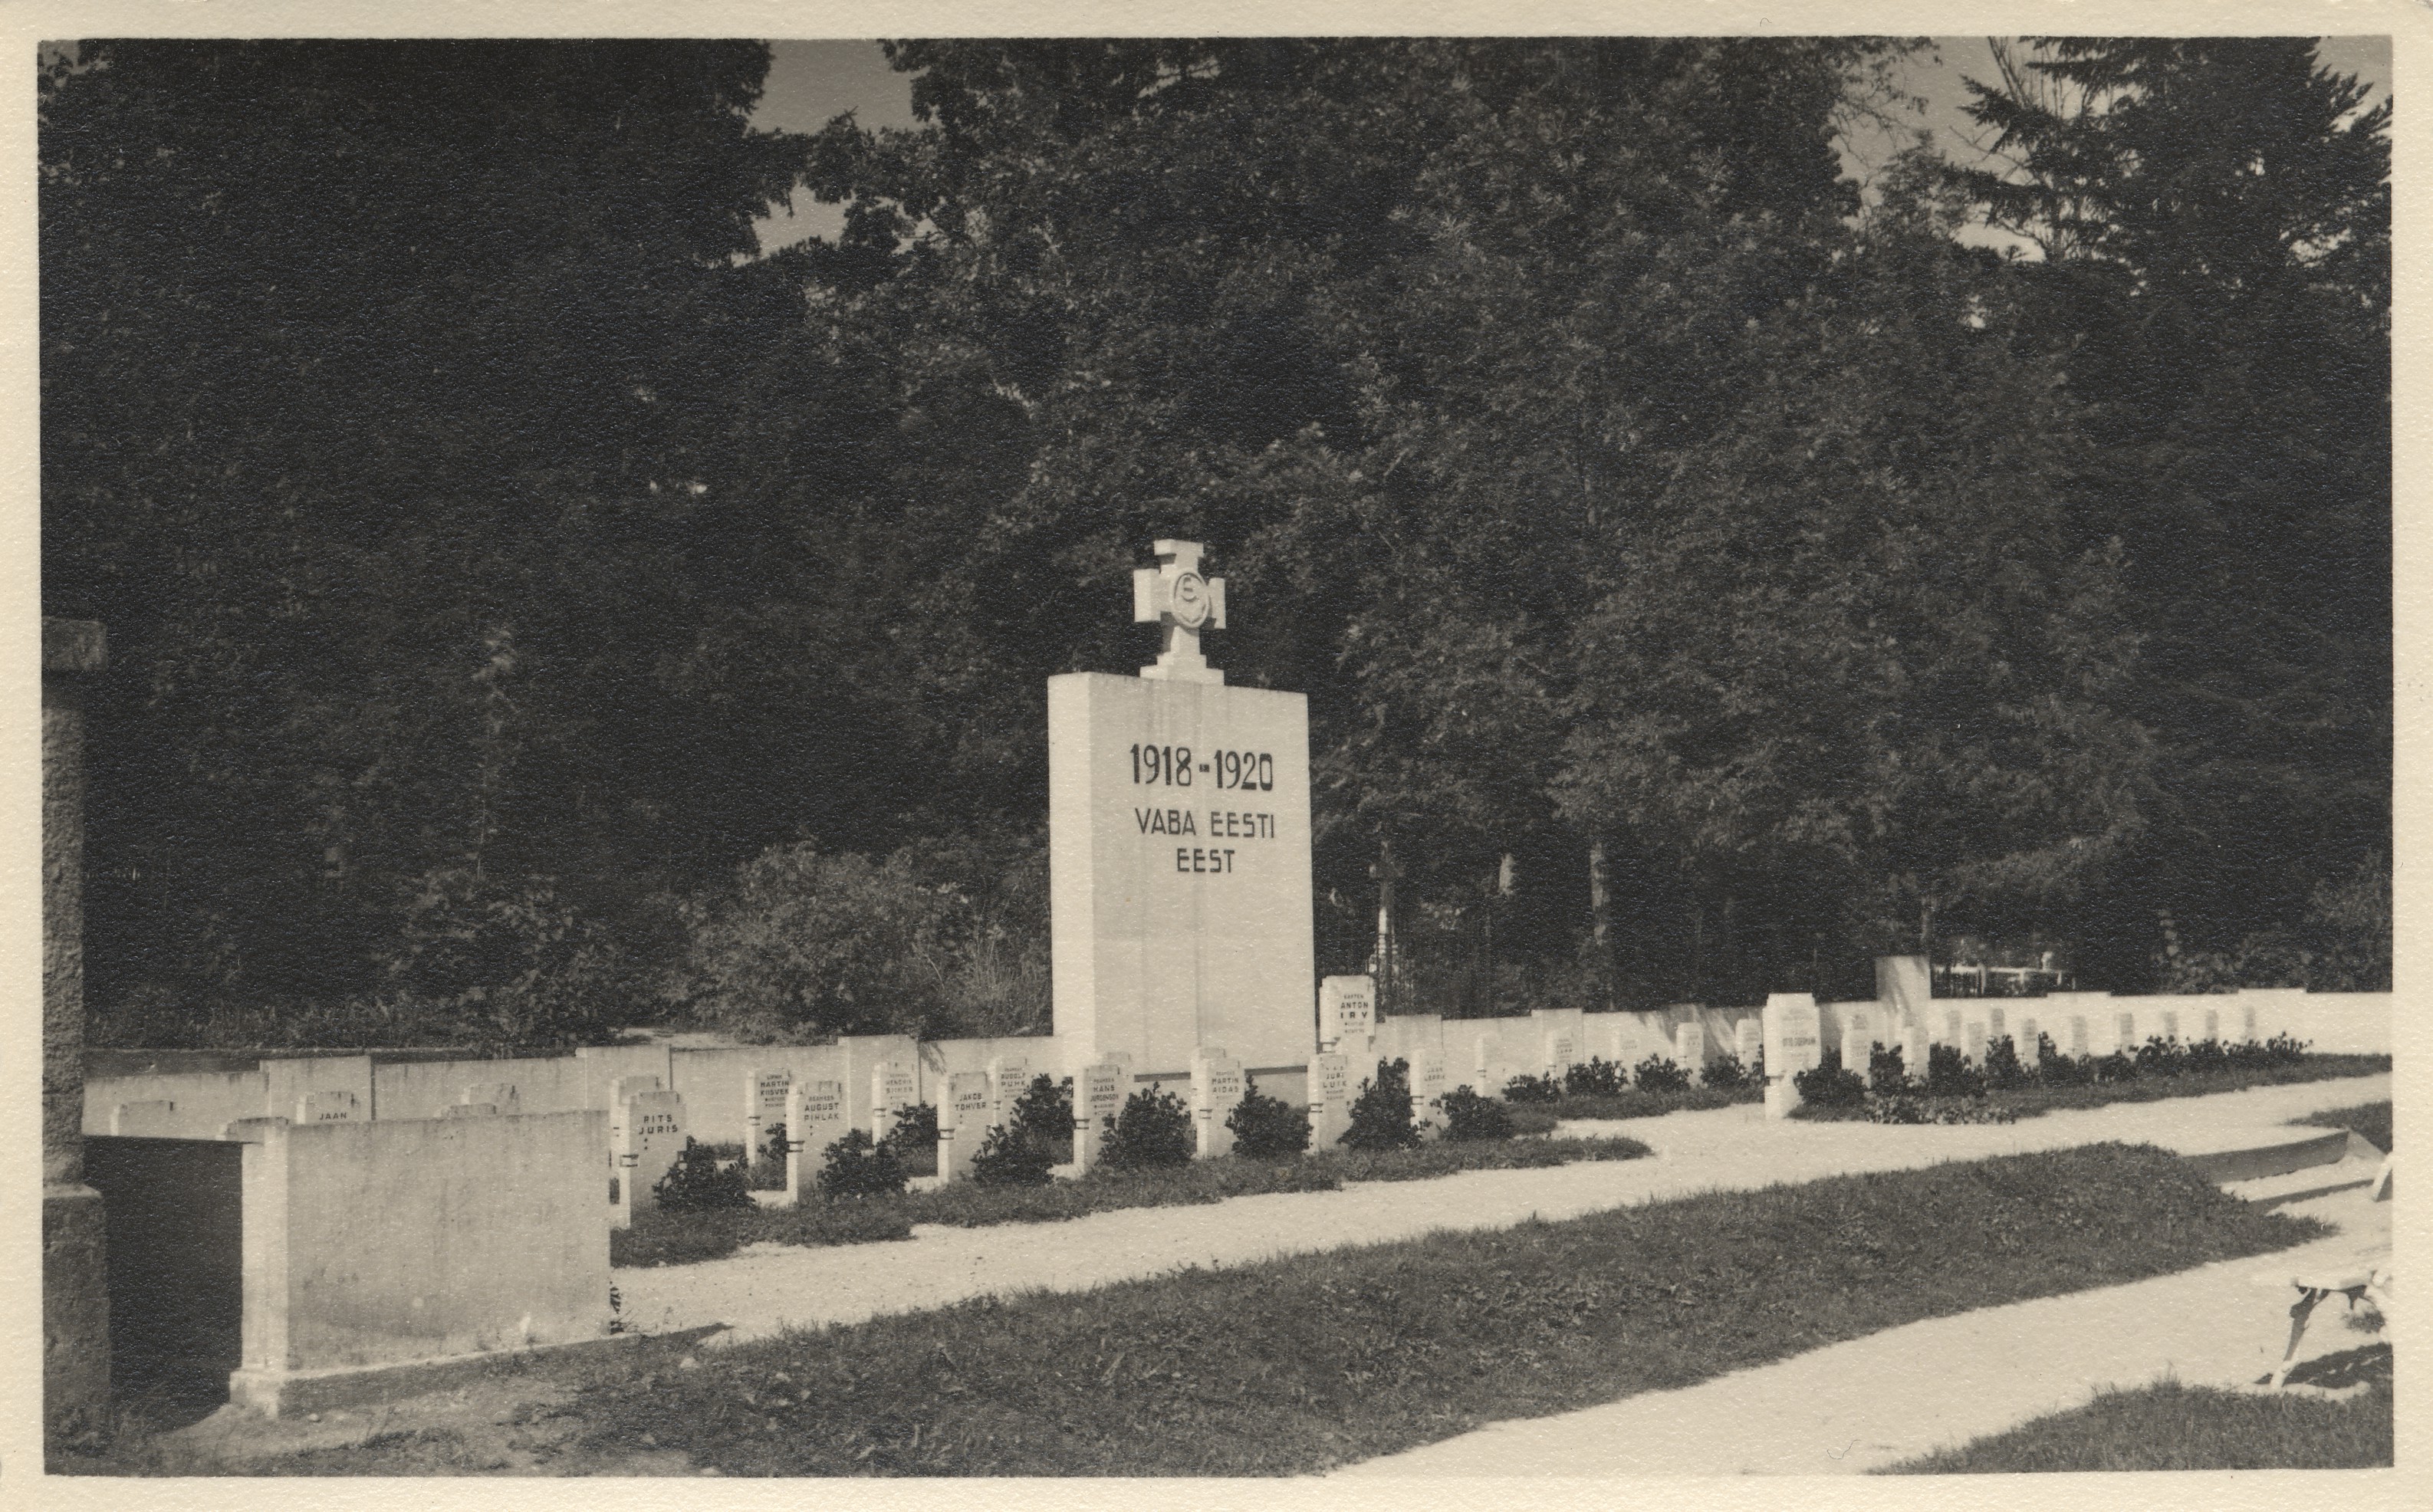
(567, 1142), (2323, 1477)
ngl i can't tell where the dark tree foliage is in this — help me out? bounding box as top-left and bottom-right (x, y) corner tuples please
(38, 38), (2375, 1044)
(1955, 38), (2390, 980)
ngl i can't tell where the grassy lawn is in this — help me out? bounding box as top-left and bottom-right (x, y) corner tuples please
(1506, 1084), (1761, 1129)
(613, 1134), (1652, 1267)
(191, 1142), (2321, 1477)
(1881, 1346), (2392, 1472)
(2292, 1101), (2392, 1155)
(1793, 1054), (2388, 1123)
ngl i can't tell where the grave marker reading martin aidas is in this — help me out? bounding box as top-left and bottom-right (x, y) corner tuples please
(1050, 541), (1317, 1080)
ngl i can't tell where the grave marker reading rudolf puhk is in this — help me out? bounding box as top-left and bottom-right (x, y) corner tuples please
(1050, 541), (1316, 1086)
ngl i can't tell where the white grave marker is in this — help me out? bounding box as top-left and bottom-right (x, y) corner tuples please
(295, 1091), (360, 1123)
(1840, 1009), (1872, 1074)
(1901, 1021), (1931, 1086)
(745, 1070), (791, 1155)
(110, 1099), (180, 1136)
(986, 1055), (1031, 1133)
(783, 1079), (847, 1205)
(1192, 1050), (1246, 1159)
(1321, 975), (1376, 1050)
(870, 1061), (919, 1142)
(463, 1081), (521, 1115)
(612, 1090), (685, 1228)
(2203, 1008), (2219, 1044)
(1734, 1018), (1761, 1064)
(1411, 1049), (1450, 1139)
(1074, 1061), (1126, 1171)
(939, 1072), (992, 1182)
(1310, 1051), (1353, 1149)
(1674, 1020), (1706, 1073)
(2018, 1017), (2040, 1059)
(1543, 1032), (1578, 1080)
(1761, 994), (1823, 1118)
(2070, 1015), (2089, 1057)
(2161, 1009), (2181, 1043)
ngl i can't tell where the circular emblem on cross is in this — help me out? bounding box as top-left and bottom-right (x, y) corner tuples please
(1168, 570), (1212, 629)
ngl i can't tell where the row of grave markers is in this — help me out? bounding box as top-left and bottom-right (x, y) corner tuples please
(1757, 993), (2267, 1116)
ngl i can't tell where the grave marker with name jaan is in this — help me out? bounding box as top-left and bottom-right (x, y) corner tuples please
(1050, 541), (1316, 1083)
(296, 1091), (360, 1123)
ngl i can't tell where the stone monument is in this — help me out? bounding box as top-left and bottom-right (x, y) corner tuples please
(1049, 541), (1316, 1083)
(1761, 992), (1823, 1119)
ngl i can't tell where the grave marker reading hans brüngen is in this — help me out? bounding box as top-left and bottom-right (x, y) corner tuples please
(1050, 541), (1317, 1081)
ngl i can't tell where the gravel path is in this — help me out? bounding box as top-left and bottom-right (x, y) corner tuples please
(614, 1073), (2387, 1346)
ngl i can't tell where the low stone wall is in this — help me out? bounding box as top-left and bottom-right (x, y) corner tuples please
(231, 1110), (608, 1412)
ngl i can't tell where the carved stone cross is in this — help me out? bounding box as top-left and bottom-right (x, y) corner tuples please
(1133, 538), (1227, 684)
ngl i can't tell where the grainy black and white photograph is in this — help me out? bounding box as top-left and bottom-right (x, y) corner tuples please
(26, 4), (2403, 1484)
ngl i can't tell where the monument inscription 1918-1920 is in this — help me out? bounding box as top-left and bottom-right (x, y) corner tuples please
(1049, 541), (1317, 1079)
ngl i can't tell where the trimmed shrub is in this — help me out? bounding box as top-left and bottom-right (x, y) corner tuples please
(1101, 1087), (1195, 1170)
(1633, 1055), (1692, 1094)
(2090, 1050), (2139, 1084)
(1865, 1096), (2020, 1126)
(1925, 1043), (1984, 1098)
(1343, 1058), (1421, 1150)
(745, 1120), (789, 1190)
(1794, 1063), (1867, 1107)
(1009, 1074), (1072, 1149)
(1983, 1035), (2029, 1090)
(1227, 1075), (1311, 1158)
(2185, 1037), (2228, 1074)
(879, 1101), (938, 1159)
(1702, 1050), (1751, 1090)
(1501, 1072), (1564, 1105)
(1868, 1042), (1911, 1093)
(970, 1120), (1057, 1188)
(1564, 1057), (1627, 1099)
(653, 1137), (755, 1213)
(1438, 1084), (1514, 1142)
(2134, 1036), (2187, 1078)
(816, 1126), (909, 1200)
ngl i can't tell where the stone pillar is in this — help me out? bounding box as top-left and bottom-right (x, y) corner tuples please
(44, 618), (110, 1441)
